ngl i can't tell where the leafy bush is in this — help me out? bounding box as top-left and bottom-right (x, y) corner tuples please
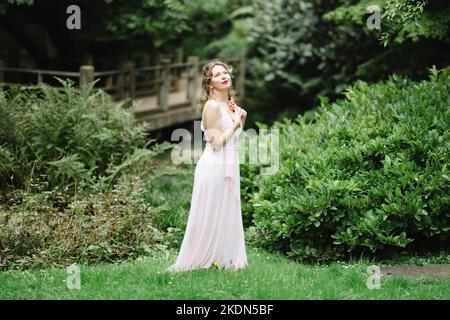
(0, 176), (169, 271)
(246, 68), (449, 262)
(0, 79), (172, 196)
(0, 79), (178, 270)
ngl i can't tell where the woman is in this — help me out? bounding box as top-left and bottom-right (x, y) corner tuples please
(165, 60), (248, 272)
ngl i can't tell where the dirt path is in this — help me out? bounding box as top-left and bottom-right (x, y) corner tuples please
(381, 264), (450, 279)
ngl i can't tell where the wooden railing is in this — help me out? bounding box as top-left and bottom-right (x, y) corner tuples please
(0, 54), (246, 114)
(0, 66), (80, 89)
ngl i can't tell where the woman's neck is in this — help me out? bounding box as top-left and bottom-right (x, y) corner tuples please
(212, 90), (228, 103)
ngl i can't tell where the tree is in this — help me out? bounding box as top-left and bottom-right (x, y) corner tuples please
(0, 0), (191, 68)
(242, 0), (449, 123)
(245, 0), (380, 119)
(324, 0), (450, 80)
(324, 0), (450, 46)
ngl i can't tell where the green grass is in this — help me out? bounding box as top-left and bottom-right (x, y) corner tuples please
(1, 246), (449, 300)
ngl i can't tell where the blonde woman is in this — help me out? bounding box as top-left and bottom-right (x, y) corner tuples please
(165, 60), (248, 272)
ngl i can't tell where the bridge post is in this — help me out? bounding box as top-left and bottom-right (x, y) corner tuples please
(79, 65), (94, 88)
(187, 56), (199, 108)
(158, 58), (171, 111)
(124, 62), (136, 99)
(237, 54), (245, 103)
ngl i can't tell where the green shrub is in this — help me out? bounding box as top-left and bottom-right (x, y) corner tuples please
(0, 176), (169, 271)
(247, 68), (449, 262)
(0, 79), (176, 270)
(0, 79), (171, 195)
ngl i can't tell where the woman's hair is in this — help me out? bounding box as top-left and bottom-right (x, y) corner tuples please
(199, 60), (237, 112)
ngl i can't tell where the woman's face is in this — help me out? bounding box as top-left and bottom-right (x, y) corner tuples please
(210, 64), (231, 90)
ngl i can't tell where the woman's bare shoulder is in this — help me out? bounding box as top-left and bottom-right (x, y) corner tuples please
(203, 99), (221, 118)
(204, 99), (220, 110)
(203, 100), (222, 128)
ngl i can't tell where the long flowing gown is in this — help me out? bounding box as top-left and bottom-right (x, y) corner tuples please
(165, 103), (248, 272)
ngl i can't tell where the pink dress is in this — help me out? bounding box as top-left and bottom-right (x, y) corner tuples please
(165, 103), (248, 272)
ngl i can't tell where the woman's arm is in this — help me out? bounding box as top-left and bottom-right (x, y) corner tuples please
(204, 100), (241, 151)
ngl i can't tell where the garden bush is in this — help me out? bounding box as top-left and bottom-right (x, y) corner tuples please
(0, 175), (169, 271)
(245, 68), (449, 262)
(0, 79), (175, 270)
(0, 79), (172, 196)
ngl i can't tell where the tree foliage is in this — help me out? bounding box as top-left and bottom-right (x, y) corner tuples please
(243, 0), (449, 123)
(0, 0), (191, 67)
(325, 0), (450, 46)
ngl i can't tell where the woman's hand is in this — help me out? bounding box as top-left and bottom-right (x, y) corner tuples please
(227, 100), (247, 127)
(227, 100), (237, 113)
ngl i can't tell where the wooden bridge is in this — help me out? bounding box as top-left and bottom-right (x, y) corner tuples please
(0, 54), (245, 131)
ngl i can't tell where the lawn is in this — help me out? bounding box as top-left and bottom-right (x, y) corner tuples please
(1, 246), (449, 300)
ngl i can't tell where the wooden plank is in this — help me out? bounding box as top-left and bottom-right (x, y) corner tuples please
(135, 105), (202, 131)
(0, 67), (79, 77)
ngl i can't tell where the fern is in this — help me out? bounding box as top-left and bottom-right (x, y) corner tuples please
(0, 79), (169, 195)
